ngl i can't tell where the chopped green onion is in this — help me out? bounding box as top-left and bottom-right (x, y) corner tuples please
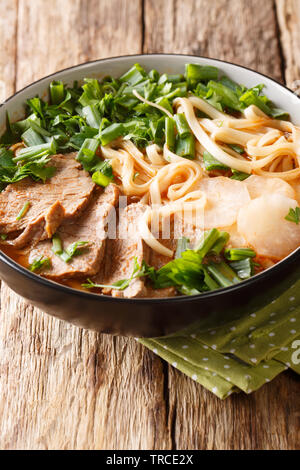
(149, 69), (159, 81)
(174, 113), (191, 138)
(165, 117), (175, 151)
(202, 267), (220, 290)
(194, 229), (221, 258)
(224, 248), (256, 261)
(13, 140), (57, 163)
(207, 80), (242, 111)
(155, 96), (173, 115)
(52, 233), (89, 262)
(203, 151), (229, 171)
(120, 64), (146, 86)
(76, 138), (99, 171)
(100, 123), (124, 146)
(16, 201), (30, 221)
(175, 134), (195, 159)
(158, 73), (184, 84)
(230, 169), (250, 181)
(178, 285), (202, 296)
(21, 127), (45, 147)
(206, 262), (240, 287)
(59, 241), (89, 263)
(29, 256), (51, 273)
(51, 233), (63, 255)
(185, 64), (219, 82)
(50, 80), (65, 105)
(82, 105), (102, 129)
(92, 170), (111, 187)
(239, 89), (272, 115)
(228, 143), (244, 154)
(82, 256), (148, 290)
(0, 233), (8, 240)
(175, 237), (190, 259)
(285, 207), (300, 225)
(230, 258), (254, 279)
(211, 231), (230, 254)
(26, 118), (51, 138)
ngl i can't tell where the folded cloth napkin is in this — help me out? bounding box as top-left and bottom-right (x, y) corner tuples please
(139, 280), (300, 399)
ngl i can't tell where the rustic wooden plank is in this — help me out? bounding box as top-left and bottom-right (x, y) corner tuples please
(0, 0), (171, 450)
(276, 0), (300, 87)
(144, 0), (283, 82)
(16, 0), (144, 89)
(144, 0), (299, 450)
(0, 0), (18, 101)
(168, 368), (300, 450)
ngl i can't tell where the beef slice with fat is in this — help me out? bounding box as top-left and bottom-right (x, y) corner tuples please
(0, 153), (95, 247)
(28, 184), (119, 280)
(96, 203), (177, 298)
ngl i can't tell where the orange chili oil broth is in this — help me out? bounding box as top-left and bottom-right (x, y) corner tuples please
(1, 242), (278, 296)
(0, 244), (87, 291)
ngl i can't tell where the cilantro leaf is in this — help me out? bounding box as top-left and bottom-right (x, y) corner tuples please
(285, 207), (300, 225)
(29, 257), (51, 273)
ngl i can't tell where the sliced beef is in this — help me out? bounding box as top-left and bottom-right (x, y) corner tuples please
(94, 203), (177, 298)
(0, 153), (95, 247)
(28, 184), (120, 280)
(97, 203), (150, 298)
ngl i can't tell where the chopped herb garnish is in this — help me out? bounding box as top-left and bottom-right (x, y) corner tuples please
(92, 170), (111, 187)
(0, 62), (288, 184)
(51, 233), (89, 262)
(230, 258), (254, 279)
(148, 229), (243, 293)
(165, 117), (175, 151)
(285, 207), (300, 225)
(174, 113), (191, 138)
(230, 169), (250, 181)
(175, 237), (190, 259)
(203, 151), (229, 171)
(0, 233), (8, 240)
(59, 241), (89, 263)
(82, 229), (256, 295)
(50, 80), (65, 105)
(224, 247), (256, 261)
(51, 233), (63, 255)
(228, 144), (244, 154)
(0, 147), (55, 189)
(76, 138), (99, 171)
(82, 257), (150, 291)
(175, 134), (195, 159)
(206, 261), (240, 287)
(29, 256), (51, 273)
(16, 201), (31, 221)
(100, 122), (125, 146)
(194, 229), (221, 258)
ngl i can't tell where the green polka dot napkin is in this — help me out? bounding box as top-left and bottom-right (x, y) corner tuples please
(139, 281), (300, 399)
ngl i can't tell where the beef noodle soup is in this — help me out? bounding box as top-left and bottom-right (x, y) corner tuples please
(1, 63), (300, 298)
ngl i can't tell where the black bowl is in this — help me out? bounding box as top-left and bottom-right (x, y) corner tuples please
(1, 54), (299, 336)
(0, 248), (299, 336)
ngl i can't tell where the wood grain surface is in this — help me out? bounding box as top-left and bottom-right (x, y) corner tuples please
(0, 0), (299, 450)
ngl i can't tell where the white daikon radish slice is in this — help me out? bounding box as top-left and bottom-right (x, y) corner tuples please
(237, 194), (300, 259)
(197, 177), (251, 229)
(245, 175), (295, 199)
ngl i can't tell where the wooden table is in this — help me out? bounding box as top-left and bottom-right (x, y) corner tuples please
(0, 0), (299, 450)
